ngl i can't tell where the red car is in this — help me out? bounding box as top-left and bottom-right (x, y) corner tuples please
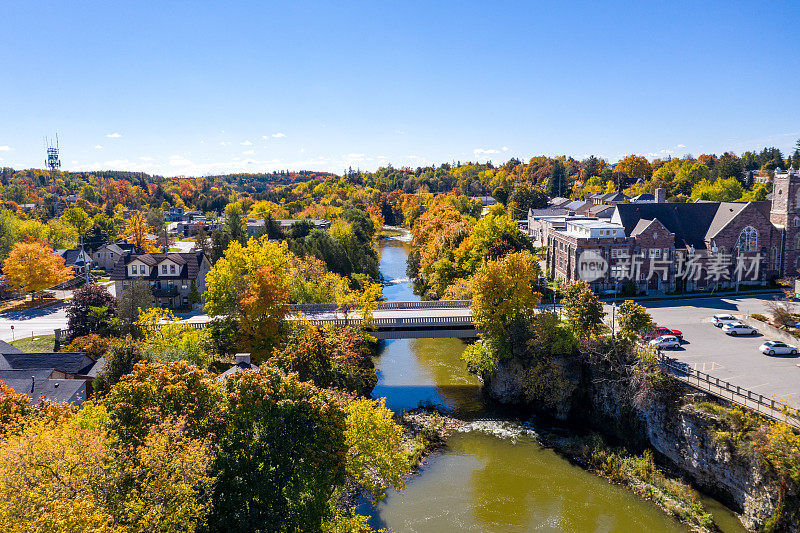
(643, 326), (683, 341)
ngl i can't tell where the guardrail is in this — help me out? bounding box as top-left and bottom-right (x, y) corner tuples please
(303, 315), (475, 328)
(657, 353), (800, 430)
(288, 300), (472, 314)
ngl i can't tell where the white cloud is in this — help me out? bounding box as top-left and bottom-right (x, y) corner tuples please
(299, 148), (306, 153)
(219, 141), (231, 146)
(105, 133), (122, 138)
(474, 148), (500, 156)
(261, 135), (269, 140)
(396, 130), (405, 135)
(502, 146), (509, 151)
(94, 145), (103, 150)
(242, 150), (255, 155)
(169, 155), (193, 167)
(677, 144), (686, 149)
(272, 132), (286, 138)
(346, 153), (365, 159)
(0, 146), (10, 151)
(240, 140), (253, 146)
(139, 156), (154, 162)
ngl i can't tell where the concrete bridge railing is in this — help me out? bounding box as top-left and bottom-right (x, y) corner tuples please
(302, 315), (474, 328)
(288, 300), (471, 314)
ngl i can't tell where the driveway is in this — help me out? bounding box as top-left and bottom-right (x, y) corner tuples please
(607, 295), (800, 409)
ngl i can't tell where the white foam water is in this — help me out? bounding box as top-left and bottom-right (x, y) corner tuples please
(458, 419), (539, 443)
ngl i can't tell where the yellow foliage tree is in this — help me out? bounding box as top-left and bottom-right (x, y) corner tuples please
(2, 240), (73, 298)
(124, 212), (158, 253)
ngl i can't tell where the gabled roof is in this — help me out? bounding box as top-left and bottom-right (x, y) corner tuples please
(218, 361), (261, 380)
(0, 352), (96, 375)
(56, 249), (88, 267)
(564, 200), (590, 211)
(548, 197), (571, 207)
(588, 204), (615, 217)
(0, 340), (23, 355)
(110, 251), (208, 281)
(705, 201), (772, 241)
(630, 218), (671, 238)
(612, 202), (722, 249)
(631, 194), (655, 202)
(0, 373), (87, 405)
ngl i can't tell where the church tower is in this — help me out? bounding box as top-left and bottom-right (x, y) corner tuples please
(770, 167), (800, 276)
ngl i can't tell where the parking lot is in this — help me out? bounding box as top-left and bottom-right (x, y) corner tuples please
(608, 295), (800, 409)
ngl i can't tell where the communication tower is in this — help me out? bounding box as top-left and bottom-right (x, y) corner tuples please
(45, 134), (61, 172)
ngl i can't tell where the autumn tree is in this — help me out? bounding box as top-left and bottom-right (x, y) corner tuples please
(124, 212), (157, 252)
(1, 240), (72, 298)
(561, 281), (606, 339)
(471, 251), (541, 344)
(616, 300), (656, 342)
(60, 206), (92, 237)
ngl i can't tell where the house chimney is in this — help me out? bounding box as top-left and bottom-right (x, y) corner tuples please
(235, 353), (251, 366)
(655, 188), (666, 203)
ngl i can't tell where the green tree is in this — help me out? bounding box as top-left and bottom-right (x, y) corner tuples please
(209, 368), (348, 532)
(116, 279), (153, 333)
(225, 202), (247, 246)
(66, 284), (118, 338)
(546, 159), (567, 198)
(60, 206), (92, 237)
(561, 281), (605, 339)
(471, 251), (541, 344)
(616, 300), (656, 342)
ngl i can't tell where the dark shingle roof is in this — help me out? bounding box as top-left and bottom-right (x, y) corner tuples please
(0, 352), (96, 375)
(529, 207), (570, 217)
(110, 251), (206, 281)
(0, 374), (87, 405)
(613, 202), (722, 249)
(0, 340), (23, 355)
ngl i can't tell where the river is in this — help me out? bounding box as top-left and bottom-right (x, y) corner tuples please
(359, 236), (747, 533)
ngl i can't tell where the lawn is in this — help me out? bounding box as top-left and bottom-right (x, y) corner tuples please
(11, 334), (56, 352)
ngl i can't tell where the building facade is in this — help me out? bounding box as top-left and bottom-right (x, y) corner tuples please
(546, 168), (800, 294)
(111, 251), (211, 309)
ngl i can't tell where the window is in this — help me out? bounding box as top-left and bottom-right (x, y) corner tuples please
(611, 248), (627, 259)
(131, 265), (137, 275)
(162, 265), (167, 274)
(737, 226), (758, 252)
(794, 217), (800, 227)
(650, 248), (662, 259)
(170, 265), (176, 274)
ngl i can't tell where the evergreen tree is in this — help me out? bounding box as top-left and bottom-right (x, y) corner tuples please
(547, 160), (567, 198)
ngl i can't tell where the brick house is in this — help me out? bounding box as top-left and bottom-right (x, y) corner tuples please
(111, 251), (211, 309)
(545, 168), (800, 294)
(92, 241), (138, 272)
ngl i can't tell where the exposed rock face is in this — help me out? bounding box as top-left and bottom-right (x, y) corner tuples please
(484, 353), (794, 531)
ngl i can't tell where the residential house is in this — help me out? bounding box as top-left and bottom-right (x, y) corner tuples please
(587, 191), (630, 205)
(0, 347), (102, 406)
(56, 248), (93, 277)
(111, 251), (211, 309)
(91, 241), (138, 272)
(217, 353), (259, 380)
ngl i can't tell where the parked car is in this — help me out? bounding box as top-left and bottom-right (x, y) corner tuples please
(649, 335), (681, 350)
(759, 341), (798, 356)
(712, 314), (739, 327)
(642, 326), (684, 341)
(721, 322), (758, 336)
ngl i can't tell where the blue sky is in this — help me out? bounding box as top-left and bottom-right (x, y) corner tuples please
(1, 1), (799, 176)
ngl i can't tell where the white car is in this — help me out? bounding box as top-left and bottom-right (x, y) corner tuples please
(712, 314), (739, 328)
(721, 322), (758, 336)
(649, 335), (681, 350)
(759, 341), (798, 356)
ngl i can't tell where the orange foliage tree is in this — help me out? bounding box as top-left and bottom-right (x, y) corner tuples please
(1, 240), (72, 298)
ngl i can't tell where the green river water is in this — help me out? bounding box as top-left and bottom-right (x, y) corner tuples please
(359, 237), (748, 533)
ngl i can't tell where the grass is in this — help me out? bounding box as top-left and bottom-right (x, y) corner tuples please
(169, 247), (182, 252)
(10, 334), (56, 353)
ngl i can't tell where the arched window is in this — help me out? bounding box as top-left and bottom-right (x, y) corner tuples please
(737, 226), (758, 252)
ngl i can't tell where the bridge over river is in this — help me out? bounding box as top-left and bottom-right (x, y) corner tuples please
(287, 300), (479, 340)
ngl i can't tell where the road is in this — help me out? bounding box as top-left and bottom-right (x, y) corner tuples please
(0, 304), (68, 342)
(606, 295), (800, 409)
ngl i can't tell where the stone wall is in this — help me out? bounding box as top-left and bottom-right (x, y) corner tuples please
(484, 352), (795, 531)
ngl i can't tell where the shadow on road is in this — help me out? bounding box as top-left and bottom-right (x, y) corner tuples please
(0, 302), (67, 319)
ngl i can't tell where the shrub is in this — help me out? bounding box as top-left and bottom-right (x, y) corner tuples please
(750, 313), (768, 323)
(63, 334), (115, 360)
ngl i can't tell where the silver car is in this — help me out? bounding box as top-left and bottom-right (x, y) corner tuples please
(649, 335), (681, 349)
(712, 314), (738, 328)
(759, 341), (798, 356)
(721, 322), (758, 336)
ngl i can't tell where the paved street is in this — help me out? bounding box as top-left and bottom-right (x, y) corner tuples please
(0, 304), (68, 342)
(607, 295), (800, 409)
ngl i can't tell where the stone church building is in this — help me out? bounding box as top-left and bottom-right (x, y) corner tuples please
(545, 167), (800, 294)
